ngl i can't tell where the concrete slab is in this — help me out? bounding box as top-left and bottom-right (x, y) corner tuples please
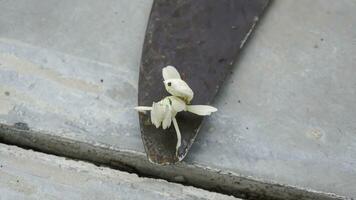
(0, 0), (355, 199)
(0, 143), (238, 200)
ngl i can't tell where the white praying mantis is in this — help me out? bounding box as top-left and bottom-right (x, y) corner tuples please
(135, 66), (217, 157)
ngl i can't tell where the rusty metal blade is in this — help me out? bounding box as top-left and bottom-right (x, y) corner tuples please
(138, 0), (269, 164)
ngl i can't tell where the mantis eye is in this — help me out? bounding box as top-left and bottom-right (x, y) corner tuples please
(167, 82), (172, 86)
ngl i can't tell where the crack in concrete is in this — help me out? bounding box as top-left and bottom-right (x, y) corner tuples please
(0, 123), (348, 200)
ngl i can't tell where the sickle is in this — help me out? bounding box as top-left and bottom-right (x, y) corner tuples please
(138, 0), (269, 164)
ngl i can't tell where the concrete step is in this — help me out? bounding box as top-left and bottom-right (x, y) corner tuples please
(0, 0), (355, 199)
(0, 143), (238, 200)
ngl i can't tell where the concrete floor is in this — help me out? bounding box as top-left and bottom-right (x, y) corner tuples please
(0, 0), (355, 199)
(0, 143), (237, 200)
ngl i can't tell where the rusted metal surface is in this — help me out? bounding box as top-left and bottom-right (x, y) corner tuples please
(138, 0), (269, 164)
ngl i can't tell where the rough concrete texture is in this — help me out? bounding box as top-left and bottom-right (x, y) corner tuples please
(0, 143), (238, 200)
(0, 0), (355, 199)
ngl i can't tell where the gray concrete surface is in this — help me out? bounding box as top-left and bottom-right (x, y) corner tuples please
(0, 143), (238, 200)
(0, 0), (355, 199)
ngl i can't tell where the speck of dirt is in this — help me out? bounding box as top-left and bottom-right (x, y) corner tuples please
(246, 127), (249, 130)
(218, 58), (226, 63)
(320, 38), (324, 42)
(0, 165), (3, 168)
(4, 91), (10, 96)
(238, 100), (241, 103)
(14, 122), (30, 131)
(314, 44), (319, 48)
(16, 180), (19, 183)
(100, 79), (104, 83)
(306, 129), (323, 140)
